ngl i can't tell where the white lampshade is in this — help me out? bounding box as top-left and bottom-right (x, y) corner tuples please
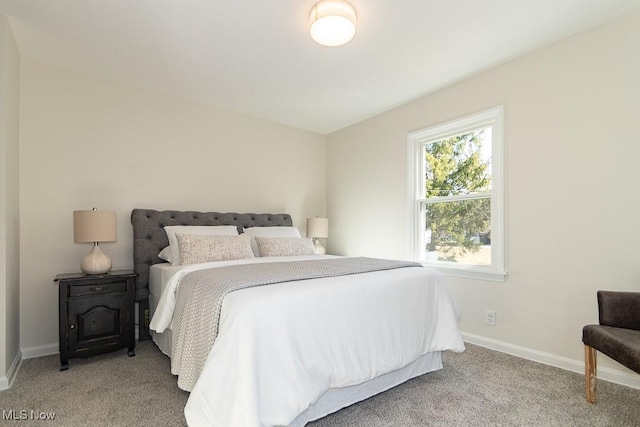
(309, 0), (356, 47)
(73, 210), (117, 243)
(73, 209), (116, 274)
(306, 217), (329, 239)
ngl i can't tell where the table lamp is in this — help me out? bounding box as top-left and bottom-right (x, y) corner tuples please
(73, 208), (117, 274)
(306, 217), (329, 254)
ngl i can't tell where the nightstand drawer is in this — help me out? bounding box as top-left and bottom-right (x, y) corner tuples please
(69, 281), (127, 297)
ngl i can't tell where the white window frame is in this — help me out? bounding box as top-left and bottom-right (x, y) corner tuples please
(407, 106), (506, 282)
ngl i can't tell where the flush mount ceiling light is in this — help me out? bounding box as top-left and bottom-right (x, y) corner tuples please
(309, 0), (357, 47)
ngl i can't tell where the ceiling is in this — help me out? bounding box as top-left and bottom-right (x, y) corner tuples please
(1, 0), (639, 134)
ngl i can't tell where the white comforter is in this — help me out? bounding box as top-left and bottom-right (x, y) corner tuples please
(150, 255), (465, 426)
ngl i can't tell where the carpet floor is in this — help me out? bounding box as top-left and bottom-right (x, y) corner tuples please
(1, 341), (639, 426)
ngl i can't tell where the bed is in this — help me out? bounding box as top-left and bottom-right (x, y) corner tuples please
(131, 209), (465, 426)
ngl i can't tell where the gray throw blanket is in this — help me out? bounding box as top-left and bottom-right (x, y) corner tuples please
(170, 257), (421, 391)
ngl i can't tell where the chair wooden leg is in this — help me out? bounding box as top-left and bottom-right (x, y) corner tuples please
(585, 345), (597, 403)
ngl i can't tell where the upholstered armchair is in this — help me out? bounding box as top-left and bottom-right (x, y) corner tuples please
(582, 291), (640, 403)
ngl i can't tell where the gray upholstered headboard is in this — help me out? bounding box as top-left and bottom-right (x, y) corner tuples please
(130, 209), (293, 302)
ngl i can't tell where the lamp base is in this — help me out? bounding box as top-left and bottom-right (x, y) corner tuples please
(313, 238), (326, 255)
(81, 244), (112, 274)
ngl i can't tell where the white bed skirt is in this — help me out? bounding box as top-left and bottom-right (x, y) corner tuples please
(150, 294), (172, 356)
(149, 295), (443, 426)
(289, 351), (442, 426)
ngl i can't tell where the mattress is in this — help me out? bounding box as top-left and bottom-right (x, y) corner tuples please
(149, 262), (179, 302)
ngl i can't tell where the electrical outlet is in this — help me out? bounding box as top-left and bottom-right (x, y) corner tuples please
(485, 309), (496, 326)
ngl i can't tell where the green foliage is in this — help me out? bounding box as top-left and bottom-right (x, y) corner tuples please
(424, 130), (491, 258)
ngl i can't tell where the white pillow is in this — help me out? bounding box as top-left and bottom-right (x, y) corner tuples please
(243, 226), (302, 256)
(164, 225), (239, 265)
(158, 246), (172, 263)
(254, 237), (315, 257)
(176, 233), (254, 265)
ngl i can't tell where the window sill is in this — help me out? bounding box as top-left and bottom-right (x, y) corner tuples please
(420, 262), (507, 282)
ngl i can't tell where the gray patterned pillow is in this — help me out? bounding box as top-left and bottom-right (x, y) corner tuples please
(254, 237), (315, 257)
(176, 233), (254, 265)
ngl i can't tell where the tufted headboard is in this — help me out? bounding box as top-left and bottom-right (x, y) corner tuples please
(130, 209), (293, 303)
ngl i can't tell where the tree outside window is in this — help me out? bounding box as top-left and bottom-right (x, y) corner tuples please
(422, 128), (492, 265)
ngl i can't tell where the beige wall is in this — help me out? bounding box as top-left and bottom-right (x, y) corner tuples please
(0, 13), (20, 386)
(11, 4), (640, 386)
(327, 10), (640, 377)
(19, 61), (326, 350)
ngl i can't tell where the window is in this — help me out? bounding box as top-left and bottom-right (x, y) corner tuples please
(408, 106), (505, 281)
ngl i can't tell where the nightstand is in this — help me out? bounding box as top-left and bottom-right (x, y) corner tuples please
(55, 270), (136, 370)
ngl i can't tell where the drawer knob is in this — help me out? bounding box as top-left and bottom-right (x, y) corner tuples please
(90, 286), (105, 292)
(70, 324), (75, 329)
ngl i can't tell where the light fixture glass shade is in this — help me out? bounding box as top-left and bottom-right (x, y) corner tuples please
(309, 0), (356, 47)
(73, 209), (116, 274)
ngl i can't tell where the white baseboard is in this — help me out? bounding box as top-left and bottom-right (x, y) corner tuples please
(21, 332), (142, 359)
(462, 332), (640, 390)
(21, 328), (140, 358)
(0, 350), (23, 391)
(21, 343), (58, 360)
